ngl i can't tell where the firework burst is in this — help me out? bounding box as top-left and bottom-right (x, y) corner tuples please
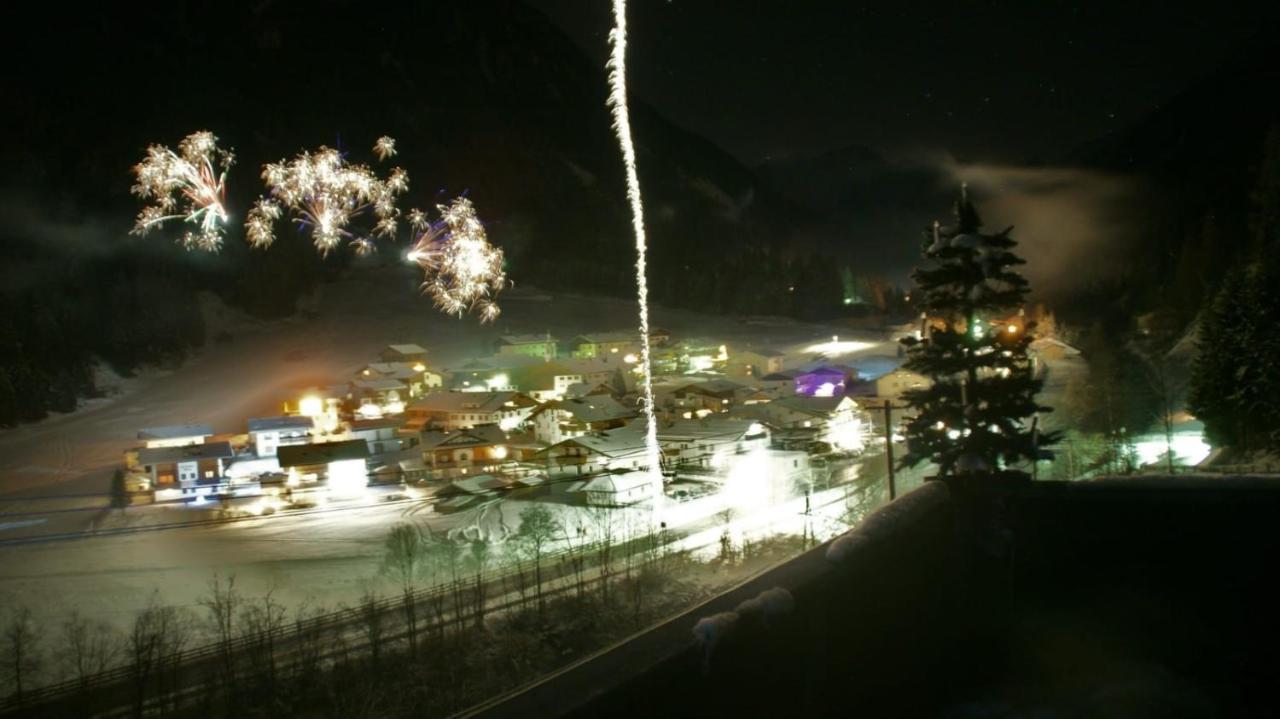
(407, 197), (506, 323)
(246, 139), (408, 255)
(130, 130), (234, 251)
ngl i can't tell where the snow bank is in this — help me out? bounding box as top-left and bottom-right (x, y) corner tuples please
(826, 481), (951, 564)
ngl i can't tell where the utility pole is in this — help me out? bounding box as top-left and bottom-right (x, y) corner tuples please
(883, 399), (896, 500)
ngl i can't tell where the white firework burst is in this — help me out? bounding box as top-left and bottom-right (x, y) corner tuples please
(373, 136), (397, 161)
(246, 140), (408, 254)
(130, 130), (234, 251)
(407, 197), (506, 323)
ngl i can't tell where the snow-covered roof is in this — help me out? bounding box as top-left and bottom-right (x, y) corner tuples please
(419, 424), (507, 451)
(448, 474), (507, 495)
(656, 417), (756, 442)
(138, 425), (214, 440)
(353, 378), (408, 392)
(532, 396), (636, 424)
(768, 395), (852, 417)
(349, 416), (405, 432)
(573, 471), (653, 494)
(760, 371), (799, 381)
(277, 440), (369, 468)
(138, 441), (234, 465)
(497, 333), (558, 345)
(247, 416), (314, 433)
(539, 426), (648, 459)
(385, 344), (428, 355)
(572, 331), (638, 345)
(408, 391), (529, 413)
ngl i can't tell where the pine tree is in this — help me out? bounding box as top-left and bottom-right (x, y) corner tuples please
(899, 188), (1055, 477)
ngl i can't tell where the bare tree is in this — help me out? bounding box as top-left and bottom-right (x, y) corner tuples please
(239, 585), (286, 692)
(380, 522), (424, 656)
(356, 587), (386, 667)
(129, 595), (195, 716)
(468, 538), (491, 628)
(59, 609), (120, 692)
(515, 504), (561, 612)
(290, 599), (327, 684)
(197, 573), (241, 690)
(588, 505), (617, 604)
(2, 606), (42, 704)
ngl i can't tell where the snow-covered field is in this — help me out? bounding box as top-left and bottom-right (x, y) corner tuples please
(0, 269), (900, 629)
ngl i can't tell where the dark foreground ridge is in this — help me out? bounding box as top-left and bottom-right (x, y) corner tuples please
(472, 475), (1280, 718)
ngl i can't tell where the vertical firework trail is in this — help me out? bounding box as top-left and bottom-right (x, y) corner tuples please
(607, 0), (662, 498)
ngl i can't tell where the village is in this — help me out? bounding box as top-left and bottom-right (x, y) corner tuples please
(119, 313), (1087, 527)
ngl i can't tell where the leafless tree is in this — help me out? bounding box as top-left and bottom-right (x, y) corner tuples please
(239, 585), (286, 691)
(468, 538), (491, 627)
(356, 587), (386, 667)
(588, 505), (617, 604)
(515, 504), (561, 612)
(380, 522), (424, 656)
(59, 609), (120, 692)
(2, 606), (42, 704)
(197, 573), (241, 690)
(129, 595), (195, 716)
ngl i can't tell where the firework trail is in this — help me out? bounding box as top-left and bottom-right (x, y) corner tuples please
(407, 197), (506, 323)
(607, 0), (662, 494)
(130, 130), (234, 251)
(246, 137), (408, 255)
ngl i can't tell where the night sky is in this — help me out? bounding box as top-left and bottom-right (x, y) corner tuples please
(529, 1), (1275, 164)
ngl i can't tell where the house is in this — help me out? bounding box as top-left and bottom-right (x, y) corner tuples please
(136, 441), (235, 501)
(247, 416), (313, 457)
(758, 371), (799, 398)
(664, 379), (748, 416)
(756, 395), (865, 451)
(874, 367), (931, 400)
(277, 440), (370, 498)
(494, 333), (558, 361)
(350, 378), (410, 415)
(677, 341), (729, 373)
(404, 391), (538, 431)
(571, 471), (655, 507)
(537, 425), (651, 476)
(727, 348), (786, 378)
(656, 418), (769, 467)
(361, 362), (442, 396)
(137, 425), (214, 449)
(795, 366), (854, 397)
(379, 344), (429, 365)
(418, 424), (512, 474)
(347, 415), (409, 455)
(530, 395), (637, 445)
(649, 328), (672, 347)
(569, 332), (640, 359)
(509, 358), (627, 401)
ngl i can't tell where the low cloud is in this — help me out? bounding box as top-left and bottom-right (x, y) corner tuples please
(943, 162), (1147, 299)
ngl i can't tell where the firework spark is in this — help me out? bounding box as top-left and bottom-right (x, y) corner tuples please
(130, 131), (234, 251)
(373, 136), (397, 161)
(246, 140), (408, 255)
(607, 0), (662, 493)
(407, 197), (506, 323)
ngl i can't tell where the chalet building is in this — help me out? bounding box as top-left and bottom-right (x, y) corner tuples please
(656, 418), (769, 468)
(510, 358), (627, 401)
(873, 367), (931, 400)
(350, 378), (409, 410)
(727, 348), (786, 378)
(361, 362), (442, 396)
(530, 395), (637, 445)
(1029, 337), (1082, 362)
(379, 343), (429, 365)
(569, 332), (640, 359)
(758, 371), (800, 398)
(277, 440), (370, 498)
(136, 441), (235, 499)
(137, 425), (213, 449)
(794, 365), (855, 397)
(665, 379), (748, 415)
(418, 424), (511, 474)
(494, 333), (558, 361)
(756, 395), (860, 431)
(571, 472), (654, 507)
(404, 391), (537, 431)
(247, 416), (313, 457)
(537, 426), (650, 476)
(347, 415), (410, 455)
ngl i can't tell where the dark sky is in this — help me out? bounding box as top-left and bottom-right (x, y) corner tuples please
(528, 1), (1275, 165)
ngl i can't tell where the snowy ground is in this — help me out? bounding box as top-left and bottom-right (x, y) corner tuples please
(0, 269), (902, 629)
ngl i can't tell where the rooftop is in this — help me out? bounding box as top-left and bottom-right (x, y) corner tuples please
(137, 441), (235, 465)
(409, 391), (530, 414)
(277, 440), (369, 467)
(247, 416), (314, 433)
(137, 424), (214, 440)
(497, 333), (558, 345)
(384, 343), (428, 355)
